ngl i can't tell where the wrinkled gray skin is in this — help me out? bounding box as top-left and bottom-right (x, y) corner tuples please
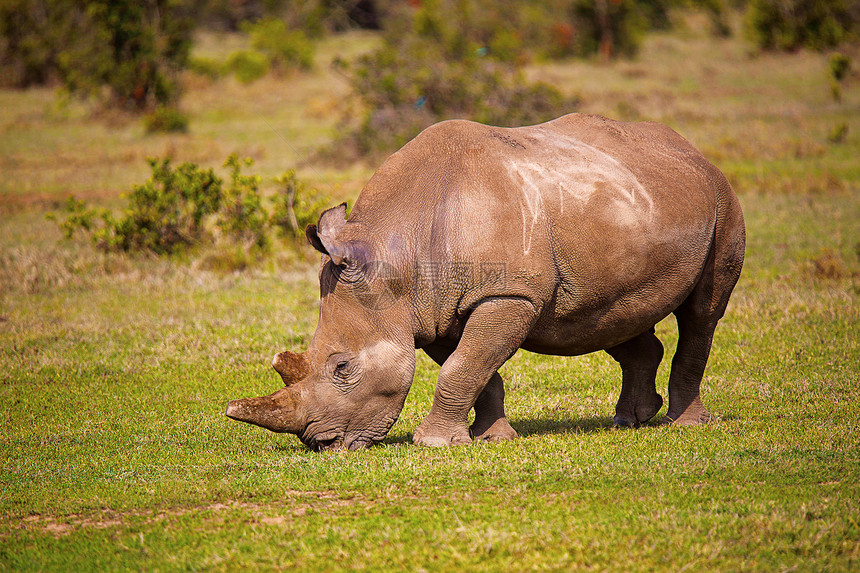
(226, 114), (745, 450)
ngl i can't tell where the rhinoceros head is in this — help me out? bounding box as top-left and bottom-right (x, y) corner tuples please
(225, 203), (416, 450)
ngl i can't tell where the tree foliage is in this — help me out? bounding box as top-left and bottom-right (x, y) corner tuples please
(0, 0), (76, 87)
(0, 0), (192, 110)
(60, 0), (193, 110)
(337, 0), (586, 158)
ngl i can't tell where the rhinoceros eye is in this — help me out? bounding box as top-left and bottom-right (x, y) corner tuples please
(334, 361), (350, 376)
(328, 354), (358, 390)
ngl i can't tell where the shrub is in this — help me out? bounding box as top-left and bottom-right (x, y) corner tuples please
(745, 0), (859, 51)
(568, 0), (647, 59)
(187, 56), (224, 80)
(827, 122), (848, 143)
(830, 52), (851, 81)
(184, 0), (379, 34)
(830, 52), (851, 101)
(0, 0), (74, 87)
(218, 19), (316, 85)
(88, 158), (222, 254)
(55, 196), (100, 241)
(144, 106), (190, 133)
(54, 155), (328, 259)
(1, 0), (192, 104)
(225, 50), (269, 84)
(245, 18), (315, 71)
(270, 170), (331, 237)
(217, 154), (270, 251)
(388, 0), (652, 63)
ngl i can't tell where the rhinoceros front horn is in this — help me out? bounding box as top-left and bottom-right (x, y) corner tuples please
(225, 387), (304, 434)
(272, 350), (310, 386)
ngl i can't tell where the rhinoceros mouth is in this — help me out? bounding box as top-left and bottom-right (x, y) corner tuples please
(303, 431), (382, 451)
(305, 431), (343, 452)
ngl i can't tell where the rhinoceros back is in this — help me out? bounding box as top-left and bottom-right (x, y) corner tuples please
(350, 114), (730, 354)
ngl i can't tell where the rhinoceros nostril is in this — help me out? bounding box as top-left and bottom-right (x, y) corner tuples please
(225, 400), (242, 419)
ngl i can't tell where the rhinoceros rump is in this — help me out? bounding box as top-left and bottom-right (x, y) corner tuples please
(225, 114), (745, 450)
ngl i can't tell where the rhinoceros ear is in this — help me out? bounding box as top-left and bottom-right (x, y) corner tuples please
(306, 202), (353, 266)
(305, 224), (326, 255)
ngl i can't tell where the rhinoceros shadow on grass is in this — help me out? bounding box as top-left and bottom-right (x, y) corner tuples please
(377, 416), (616, 447)
(226, 113), (745, 451)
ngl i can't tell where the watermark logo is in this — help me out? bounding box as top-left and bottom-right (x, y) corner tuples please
(413, 260), (507, 291)
(352, 260), (402, 311)
(351, 260), (508, 311)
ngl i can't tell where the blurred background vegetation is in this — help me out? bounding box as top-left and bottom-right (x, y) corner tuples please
(4, 0), (858, 126)
(1, 0), (859, 264)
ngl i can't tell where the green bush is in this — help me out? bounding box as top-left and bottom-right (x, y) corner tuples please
(245, 18), (315, 71)
(830, 52), (851, 81)
(144, 106), (190, 133)
(830, 52), (852, 101)
(270, 170), (331, 237)
(73, 158), (223, 254)
(187, 56), (224, 80)
(182, 0), (378, 34)
(0, 0), (74, 87)
(745, 0), (859, 51)
(568, 0), (647, 59)
(217, 154), (269, 251)
(225, 50), (269, 84)
(388, 0), (653, 63)
(827, 122), (848, 143)
(54, 155), (328, 259)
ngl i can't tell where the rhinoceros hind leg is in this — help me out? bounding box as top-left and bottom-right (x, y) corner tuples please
(665, 306), (719, 425)
(664, 320), (716, 426)
(414, 298), (538, 447)
(606, 329), (665, 427)
(666, 197), (744, 426)
(666, 181), (744, 425)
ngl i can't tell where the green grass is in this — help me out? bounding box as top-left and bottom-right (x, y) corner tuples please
(2, 19), (860, 572)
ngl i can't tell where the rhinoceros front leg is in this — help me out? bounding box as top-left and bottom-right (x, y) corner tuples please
(423, 343), (519, 443)
(414, 298), (538, 447)
(605, 328), (665, 427)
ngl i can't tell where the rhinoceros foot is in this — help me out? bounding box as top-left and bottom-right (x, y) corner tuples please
(613, 391), (664, 428)
(413, 418), (472, 447)
(664, 396), (714, 426)
(471, 417), (518, 442)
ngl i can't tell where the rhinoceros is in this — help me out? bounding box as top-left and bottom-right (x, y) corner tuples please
(225, 113), (745, 450)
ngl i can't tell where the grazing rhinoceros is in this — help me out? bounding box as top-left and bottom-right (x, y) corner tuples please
(226, 113), (745, 450)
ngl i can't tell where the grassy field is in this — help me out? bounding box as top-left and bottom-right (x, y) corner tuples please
(1, 15), (859, 571)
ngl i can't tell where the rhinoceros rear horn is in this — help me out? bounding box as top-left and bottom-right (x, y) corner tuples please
(272, 350), (310, 386)
(307, 203), (352, 266)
